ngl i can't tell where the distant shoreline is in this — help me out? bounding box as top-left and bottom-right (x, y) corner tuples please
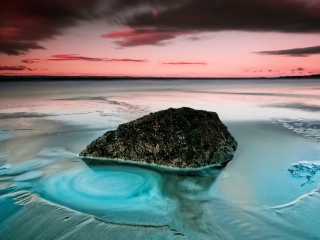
(0, 74), (319, 81)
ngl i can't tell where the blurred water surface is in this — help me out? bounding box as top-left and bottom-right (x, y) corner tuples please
(0, 79), (320, 239)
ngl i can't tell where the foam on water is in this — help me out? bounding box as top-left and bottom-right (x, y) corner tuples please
(271, 185), (320, 238)
(289, 161), (320, 178)
(273, 118), (320, 142)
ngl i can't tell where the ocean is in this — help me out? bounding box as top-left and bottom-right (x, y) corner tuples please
(0, 79), (320, 239)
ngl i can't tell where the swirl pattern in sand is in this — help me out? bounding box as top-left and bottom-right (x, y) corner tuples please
(39, 166), (170, 216)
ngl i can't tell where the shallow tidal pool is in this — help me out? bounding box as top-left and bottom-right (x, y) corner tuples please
(0, 79), (320, 239)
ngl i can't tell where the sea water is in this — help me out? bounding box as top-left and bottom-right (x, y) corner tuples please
(0, 79), (319, 239)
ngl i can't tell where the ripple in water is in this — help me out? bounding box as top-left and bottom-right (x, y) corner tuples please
(39, 166), (174, 224)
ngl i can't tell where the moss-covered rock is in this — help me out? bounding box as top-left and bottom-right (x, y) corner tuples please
(79, 107), (237, 168)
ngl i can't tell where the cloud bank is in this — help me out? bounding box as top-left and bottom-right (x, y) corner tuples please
(104, 0), (320, 47)
(1, 0), (320, 53)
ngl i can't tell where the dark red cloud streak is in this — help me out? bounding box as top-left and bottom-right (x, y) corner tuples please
(0, 66), (26, 71)
(22, 54), (148, 63)
(102, 28), (197, 47)
(162, 61), (207, 65)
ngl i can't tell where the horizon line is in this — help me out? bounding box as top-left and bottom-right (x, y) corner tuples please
(0, 74), (320, 81)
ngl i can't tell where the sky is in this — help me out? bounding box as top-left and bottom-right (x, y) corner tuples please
(1, 0), (320, 77)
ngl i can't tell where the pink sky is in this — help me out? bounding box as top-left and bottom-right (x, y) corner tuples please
(1, 0), (320, 77)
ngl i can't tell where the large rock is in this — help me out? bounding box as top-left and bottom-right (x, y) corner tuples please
(79, 107), (237, 169)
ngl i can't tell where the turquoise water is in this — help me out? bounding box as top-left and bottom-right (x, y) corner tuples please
(0, 79), (320, 239)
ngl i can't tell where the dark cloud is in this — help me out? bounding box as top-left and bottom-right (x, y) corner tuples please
(186, 36), (202, 41)
(0, 0), (101, 55)
(0, 41), (45, 56)
(21, 59), (40, 64)
(47, 54), (148, 62)
(297, 67), (305, 71)
(186, 35), (213, 41)
(103, 0), (320, 47)
(254, 45), (320, 57)
(162, 61), (207, 65)
(0, 65), (26, 71)
(2, 0), (320, 53)
(108, 0), (320, 32)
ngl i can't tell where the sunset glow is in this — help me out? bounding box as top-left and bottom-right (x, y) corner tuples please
(1, 0), (320, 77)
